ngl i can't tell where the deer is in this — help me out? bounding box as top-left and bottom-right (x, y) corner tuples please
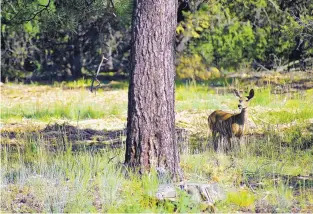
(208, 89), (254, 152)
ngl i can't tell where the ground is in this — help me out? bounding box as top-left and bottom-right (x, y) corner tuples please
(1, 71), (313, 212)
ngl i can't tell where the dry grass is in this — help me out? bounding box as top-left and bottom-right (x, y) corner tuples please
(1, 78), (313, 213)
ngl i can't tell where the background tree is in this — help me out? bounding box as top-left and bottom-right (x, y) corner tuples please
(176, 0), (313, 74)
(1, 0), (312, 83)
(1, 0), (132, 82)
(125, 0), (182, 179)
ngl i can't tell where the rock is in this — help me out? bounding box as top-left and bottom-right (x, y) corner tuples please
(183, 182), (226, 204)
(156, 184), (177, 201)
(185, 185), (203, 202)
(156, 182), (226, 204)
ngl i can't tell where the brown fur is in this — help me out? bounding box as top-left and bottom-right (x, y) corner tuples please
(208, 89), (254, 152)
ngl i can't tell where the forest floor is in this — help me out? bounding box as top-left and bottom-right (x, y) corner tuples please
(1, 71), (313, 212)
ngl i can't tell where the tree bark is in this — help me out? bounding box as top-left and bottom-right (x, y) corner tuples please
(125, 0), (182, 179)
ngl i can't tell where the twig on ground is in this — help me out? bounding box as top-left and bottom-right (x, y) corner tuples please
(90, 55), (108, 93)
(108, 155), (117, 164)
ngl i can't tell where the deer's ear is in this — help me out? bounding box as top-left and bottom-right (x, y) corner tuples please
(233, 89), (241, 98)
(247, 89), (254, 100)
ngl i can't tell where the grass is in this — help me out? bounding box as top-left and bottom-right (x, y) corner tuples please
(0, 142), (205, 213)
(1, 78), (313, 212)
(1, 86), (128, 122)
(2, 80), (312, 126)
(1, 131), (312, 212)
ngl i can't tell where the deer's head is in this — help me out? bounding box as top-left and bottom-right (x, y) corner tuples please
(233, 89), (254, 110)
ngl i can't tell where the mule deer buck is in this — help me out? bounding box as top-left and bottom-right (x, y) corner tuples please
(208, 89), (254, 152)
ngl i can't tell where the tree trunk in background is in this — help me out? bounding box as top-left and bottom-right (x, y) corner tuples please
(125, 0), (182, 179)
(70, 46), (82, 78)
(106, 23), (114, 71)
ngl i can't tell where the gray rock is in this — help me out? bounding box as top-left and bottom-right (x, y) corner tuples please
(156, 182), (226, 204)
(183, 182), (226, 204)
(156, 184), (177, 201)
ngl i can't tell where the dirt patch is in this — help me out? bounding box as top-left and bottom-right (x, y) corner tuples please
(1, 123), (190, 152)
(1, 123), (126, 150)
(1, 185), (44, 213)
(41, 123), (126, 143)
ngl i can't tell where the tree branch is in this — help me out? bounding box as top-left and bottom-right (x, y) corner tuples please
(23, 0), (51, 23)
(90, 55), (108, 93)
(4, 0), (51, 25)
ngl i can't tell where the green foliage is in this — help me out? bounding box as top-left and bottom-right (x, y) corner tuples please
(23, 22), (40, 35)
(115, 0), (133, 26)
(1, 0), (132, 81)
(176, 0), (313, 73)
(176, 5), (210, 39)
(177, 54), (207, 81)
(176, 54), (220, 81)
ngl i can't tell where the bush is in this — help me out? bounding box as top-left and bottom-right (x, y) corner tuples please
(176, 54), (220, 81)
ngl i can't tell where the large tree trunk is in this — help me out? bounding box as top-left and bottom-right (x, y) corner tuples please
(125, 0), (182, 179)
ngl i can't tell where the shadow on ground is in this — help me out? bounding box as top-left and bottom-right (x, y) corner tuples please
(1, 123), (126, 151)
(1, 123), (192, 152)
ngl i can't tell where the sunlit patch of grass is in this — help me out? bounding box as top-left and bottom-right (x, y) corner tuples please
(251, 88), (277, 107)
(250, 87), (313, 125)
(257, 107), (313, 124)
(176, 83), (235, 112)
(1, 86), (127, 121)
(108, 81), (129, 90)
(1, 102), (125, 121)
(53, 78), (93, 88)
(53, 79), (129, 90)
(225, 189), (256, 209)
(176, 83), (208, 101)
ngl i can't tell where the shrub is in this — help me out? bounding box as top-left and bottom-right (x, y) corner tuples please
(176, 54), (220, 82)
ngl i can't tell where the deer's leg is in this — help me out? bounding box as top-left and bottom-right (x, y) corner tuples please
(226, 137), (232, 153)
(238, 136), (245, 152)
(212, 131), (218, 151)
(218, 135), (227, 153)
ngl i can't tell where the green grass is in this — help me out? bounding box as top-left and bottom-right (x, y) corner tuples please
(2, 81), (312, 125)
(1, 101), (126, 121)
(225, 190), (256, 208)
(53, 78), (93, 88)
(248, 87), (313, 124)
(0, 87), (127, 121)
(1, 80), (313, 213)
(2, 130), (312, 212)
(53, 78), (129, 90)
(258, 107), (313, 124)
(0, 140), (205, 213)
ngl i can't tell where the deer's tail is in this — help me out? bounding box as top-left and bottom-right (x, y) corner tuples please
(208, 114), (215, 132)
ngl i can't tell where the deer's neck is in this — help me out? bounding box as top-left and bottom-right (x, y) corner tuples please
(237, 108), (248, 124)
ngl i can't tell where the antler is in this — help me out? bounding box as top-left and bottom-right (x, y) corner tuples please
(233, 89), (242, 98)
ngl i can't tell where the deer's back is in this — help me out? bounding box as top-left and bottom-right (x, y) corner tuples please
(208, 110), (233, 135)
(208, 110), (233, 125)
(208, 110), (243, 138)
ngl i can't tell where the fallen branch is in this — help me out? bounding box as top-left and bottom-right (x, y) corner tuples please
(90, 55), (108, 93)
